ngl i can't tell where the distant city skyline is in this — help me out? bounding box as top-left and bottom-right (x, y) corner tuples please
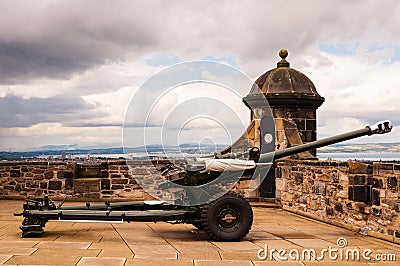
(0, 1), (399, 151)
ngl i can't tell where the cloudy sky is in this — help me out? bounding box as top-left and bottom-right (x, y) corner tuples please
(0, 0), (399, 151)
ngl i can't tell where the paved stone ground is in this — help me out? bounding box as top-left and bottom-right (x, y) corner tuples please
(1, 200), (399, 265)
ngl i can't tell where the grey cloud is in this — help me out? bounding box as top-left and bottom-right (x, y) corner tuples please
(0, 42), (97, 83)
(1, 0), (399, 84)
(0, 0), (160, 83)
(0, 95), (106, 127)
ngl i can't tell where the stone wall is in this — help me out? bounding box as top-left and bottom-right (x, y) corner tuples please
(0, 161), (75, 199)
(0, 160), (155, 200)
(275, 159), (400, 242)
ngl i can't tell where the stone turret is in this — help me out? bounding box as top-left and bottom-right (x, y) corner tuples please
(243, 49), (324, 157)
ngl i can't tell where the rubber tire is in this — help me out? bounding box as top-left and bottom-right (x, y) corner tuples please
(201, 192), (253, 241)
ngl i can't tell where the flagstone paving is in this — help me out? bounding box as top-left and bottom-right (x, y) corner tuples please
(0, 200), (399, 265)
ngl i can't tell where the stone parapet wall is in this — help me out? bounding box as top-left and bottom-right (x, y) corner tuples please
(0, 161), (76, 199)
(0, 160), (154, 200)
(275, 159), (400, 241)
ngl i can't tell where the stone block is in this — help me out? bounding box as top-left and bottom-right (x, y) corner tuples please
(346, 202), (353, 210)
(337, 190), (347, 199)
(57, 171), (65, 178)
(65, 178), (73, 189)
(298, 130), (313, 142)
(305, 119), (316, 131)
(314, 182), (326, 195)
(111, 184), (124, 190)
(373, 162), (380, 176)
(372, 178), (384, 188)
(334, 202), (343, 213)
(280, 167), (291, 179)
(101, 170), (109, 178)
(32, 168), (45, 174)
(293, 118), (305, 130)
(379, 163), (395, 170)
(64, 171), (74, 179)
(326, 206), (334, 216)
(276, 131), (286, 144)
(100, 162), (108, 169)
(77, 165), (101, 178)
(112, 178), (129, 185)
(34, 189), (43, 196)
(275, 118), (284, 131)
(372, 188), (380, 206)
(349, 175), (367, 185)
(48, 180), (62, 190)
(332, 173), (339, 183)
(33, 174), (44, 180)
(10, 169), (21, 177)
(21, 167), (29, 172)
(275, 178), (287, 192)
(101, 179), (110, 190)
(40, 182), (48, 189)
(120, 165), (129, 171)
(44, 171), (53, 179)
(348, 185), (371, 203)
(74, 178), (100, 193)
(316, 173), (331, 182)
(387, 176), (398, 191)
(348, 161), (368, 174)
(339, 172), (348, 182)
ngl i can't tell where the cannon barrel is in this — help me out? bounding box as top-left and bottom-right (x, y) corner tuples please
(259, 120), (392, 162)
(205, 120), (392, 161)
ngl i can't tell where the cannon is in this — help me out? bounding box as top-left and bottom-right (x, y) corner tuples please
(14, 120), (392, 241)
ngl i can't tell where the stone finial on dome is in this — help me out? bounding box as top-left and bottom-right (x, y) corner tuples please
(277, 49), (290, 68)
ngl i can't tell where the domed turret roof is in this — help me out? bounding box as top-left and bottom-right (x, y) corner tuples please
(246, 49), (324, 107)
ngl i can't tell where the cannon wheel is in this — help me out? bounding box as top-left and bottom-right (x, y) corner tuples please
(201, 192), (253, 241)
